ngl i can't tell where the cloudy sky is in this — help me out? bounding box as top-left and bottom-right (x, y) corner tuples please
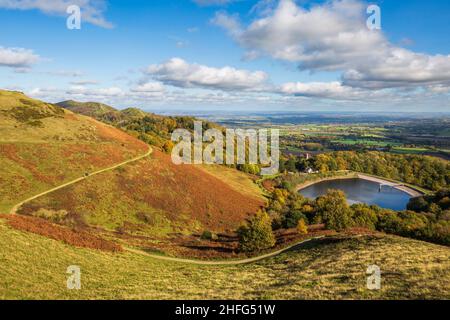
(1, 0), (449, 112)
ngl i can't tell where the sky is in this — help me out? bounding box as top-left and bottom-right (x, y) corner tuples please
(0, 0), (449, 112)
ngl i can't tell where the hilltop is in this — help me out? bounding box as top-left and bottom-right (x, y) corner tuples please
(56, 100), (118, 118)
(57, 99), (221, 147)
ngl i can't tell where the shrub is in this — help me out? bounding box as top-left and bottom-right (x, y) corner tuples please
(407, 196), (429, 212)
(162, 141), (174, 154)
(32, 209), (68, 223)
(238, 211), (276, 253)
(201, 230), (218, 241)
(284, 210), (308, 229)
(297, 219), (308, 235)
(316, 189), (352, 231)
(351, 204), (378, 230)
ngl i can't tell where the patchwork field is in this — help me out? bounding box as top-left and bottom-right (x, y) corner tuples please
(0, 218), (448, 300)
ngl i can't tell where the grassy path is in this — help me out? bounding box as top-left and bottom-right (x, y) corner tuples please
(9, 146), (153, 215)
(125, 236), (326, 265)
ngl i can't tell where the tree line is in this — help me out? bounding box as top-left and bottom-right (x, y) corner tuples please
(237, 186), (450, 252)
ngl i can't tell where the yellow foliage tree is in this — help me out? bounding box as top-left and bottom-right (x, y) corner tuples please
(297, 219), (308, 235)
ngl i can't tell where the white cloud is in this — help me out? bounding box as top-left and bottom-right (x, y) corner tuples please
(279, 81), (391, 101)
(0, 0), (113, 28)
(70, 80), (98, 85)
(145, 57), (269, 91)
(0, 47), (39, 68)
(281, 81), (355, 99)
(214, 0), (450, 91)
(46, 70), (84, 77)
(131, 82), (165, 93)
(66, 86), (123, 97)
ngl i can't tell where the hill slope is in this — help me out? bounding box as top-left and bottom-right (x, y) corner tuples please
(0, 218), (448, 299)
(18, 150), (265, 255)
(0, 90), (148, 212)
(1, 91), (265, 253)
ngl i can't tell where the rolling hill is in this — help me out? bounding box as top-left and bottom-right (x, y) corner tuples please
(57, 99), (220, 148)
(2, 90), (448, 300)
(55, 100), (124, 125)
(17, 150), (265, 255)
(0, 90), (148, 212)
(0, 90), (265, 256)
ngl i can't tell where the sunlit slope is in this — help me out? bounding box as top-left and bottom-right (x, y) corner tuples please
(56, 100), (121, 123)
(19, 150), (265, 235)
(0, 218), (448, 300)
(0, 90), (148, 212)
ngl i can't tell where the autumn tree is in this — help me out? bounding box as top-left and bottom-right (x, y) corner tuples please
(316, 189), (352, 231)
(238, 211), (276, 252)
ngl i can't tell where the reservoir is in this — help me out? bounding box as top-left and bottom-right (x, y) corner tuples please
(299, 178), (412, 211)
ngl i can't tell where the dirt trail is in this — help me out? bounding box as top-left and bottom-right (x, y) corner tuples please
(9, 147), (153, 215)
(125, 236), (326, 265)
(8, 144), (326, 266)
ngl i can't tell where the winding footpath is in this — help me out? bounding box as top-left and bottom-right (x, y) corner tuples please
(8, 145), (326, 265)
(125, 236), (326, 266)
(9, 146), (153, 215)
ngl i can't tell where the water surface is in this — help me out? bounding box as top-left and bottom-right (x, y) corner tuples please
(299, 178), (411, 210)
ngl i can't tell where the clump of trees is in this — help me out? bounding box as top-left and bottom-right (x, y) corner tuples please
(315, 190), (352, 232)
(238, 185), (450, 253)
(237, 211), (276, 252)
(276, 151), (449, 191)
(313, 151), (450, 191)
(408, 189), (450, 213)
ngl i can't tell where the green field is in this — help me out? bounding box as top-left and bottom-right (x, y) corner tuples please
(332, 139), (401, 147)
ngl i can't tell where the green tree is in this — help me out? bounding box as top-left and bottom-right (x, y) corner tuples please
(316, 189), (352, 231)
(283, 210), (308, 229)
(238, 211), (276, 252)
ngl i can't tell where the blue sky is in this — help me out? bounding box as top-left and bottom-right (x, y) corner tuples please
(0, 0), (449, 112)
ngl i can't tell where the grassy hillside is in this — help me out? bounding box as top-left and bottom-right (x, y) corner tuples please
(0, 90), (148, 212)
(18, 150), (265, 255)
(1, 91), (265, 256)
(0, 218), (448, 300)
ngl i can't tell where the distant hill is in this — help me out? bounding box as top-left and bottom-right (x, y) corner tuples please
(57, 99), (221, 147)
(56, 100), (122, 123)
(121, 107), (147, 119)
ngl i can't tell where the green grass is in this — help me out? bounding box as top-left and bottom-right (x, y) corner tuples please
(198, 164), (266, 202)
(332, 139), (401, 147)
(0, 90), (147, 213)
(1, 219), (449, 300)
(391, 147), (430, 155)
